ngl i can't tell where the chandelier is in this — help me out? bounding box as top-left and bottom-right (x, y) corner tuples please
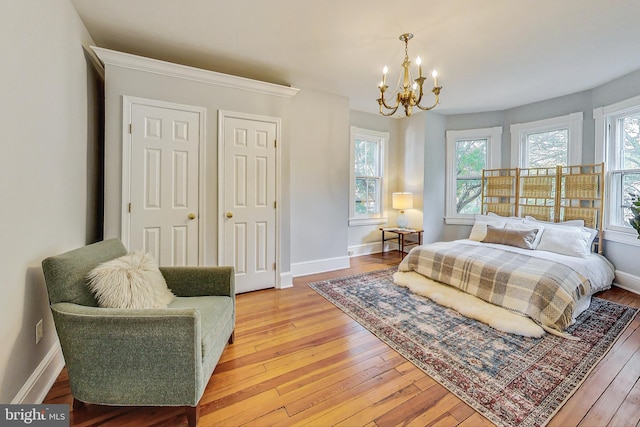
(377, 33), (442, 117)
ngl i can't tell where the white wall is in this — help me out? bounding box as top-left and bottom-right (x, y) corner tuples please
(0, 0), (98, 403)
(421, 112), (447, 244)
(289, 89), (351, 275)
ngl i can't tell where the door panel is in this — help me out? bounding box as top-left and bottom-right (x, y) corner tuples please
(223, 116), (277, 293)
(129, 103), (200, 266)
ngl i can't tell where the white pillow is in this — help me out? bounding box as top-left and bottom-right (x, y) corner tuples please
(524, 216), (584, 227)
(524, 218), (598, 246)
(536, 227), (593, 258)
(468, 214), (508, 241)
(487, 212), (524, 223)
(505, 222), (545, 249)
(87, 251), (175, 309)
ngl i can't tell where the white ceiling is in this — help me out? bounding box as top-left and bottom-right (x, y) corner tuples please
(71, 0), (640, 115)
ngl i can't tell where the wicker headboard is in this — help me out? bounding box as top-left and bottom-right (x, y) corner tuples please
(481, 163), (604, 253)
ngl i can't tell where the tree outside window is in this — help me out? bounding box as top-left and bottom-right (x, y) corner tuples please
(445, 126), (502, 225)
(526, 130), (568, 167)
(456, 139), (487, 214)
(354, 139), (380, 215)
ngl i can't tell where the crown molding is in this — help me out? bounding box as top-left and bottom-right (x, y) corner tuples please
(91, 46), (299, 99)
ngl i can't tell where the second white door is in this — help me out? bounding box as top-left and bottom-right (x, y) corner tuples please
(221, 113), (278, 293)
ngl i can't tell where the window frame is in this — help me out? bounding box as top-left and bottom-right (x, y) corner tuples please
(349, 126), (389, 226)
(510, 112), (583, 168)
(594, 94), (640, 246)
(445, 126), (502, 225)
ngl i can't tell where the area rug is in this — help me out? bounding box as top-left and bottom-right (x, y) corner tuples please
(309, 267), (638, 427)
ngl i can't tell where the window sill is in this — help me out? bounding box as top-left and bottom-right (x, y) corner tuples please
(603, 229), (640, 247)
(444, 216), (474, 226)
(349, 217), (388, 227)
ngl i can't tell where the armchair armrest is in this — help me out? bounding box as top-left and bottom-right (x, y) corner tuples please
(159, 266), (235, 298)
(50, 302), (204, 406)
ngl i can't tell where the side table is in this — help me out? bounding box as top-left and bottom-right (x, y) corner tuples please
(379, 228), (423, 256)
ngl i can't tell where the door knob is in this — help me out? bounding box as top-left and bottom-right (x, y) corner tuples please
(188, 213), (196, 220)
(226, 212), (234, 218)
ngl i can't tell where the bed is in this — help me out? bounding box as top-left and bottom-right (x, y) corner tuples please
(394, 163), (615, 337)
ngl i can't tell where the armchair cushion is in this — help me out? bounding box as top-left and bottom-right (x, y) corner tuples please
(42, 239), (128, 306)
(87, 251), (175, 309)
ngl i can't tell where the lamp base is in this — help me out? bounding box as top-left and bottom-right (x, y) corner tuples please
(397, 212), (409, 229)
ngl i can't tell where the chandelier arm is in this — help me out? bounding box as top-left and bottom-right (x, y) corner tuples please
(379, 104), (400, 116)
(380, 95), (400, 111)
(378, 97), (400, 116)
(378, 89), (401, 113)
(416, 86), (442, 111)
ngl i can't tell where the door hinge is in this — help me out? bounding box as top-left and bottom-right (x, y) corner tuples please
(128, 202), (132, 213)
(129, 123), (132, 134)
(274, 139), (277, 148)
(274, 201), (277, 209)
(273, 262), (276, 270)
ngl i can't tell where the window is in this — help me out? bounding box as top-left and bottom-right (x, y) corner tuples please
(445, 127), (502, 224)
(595, 96), (640, 244)
(510, 112), (582, 168)
(349, 127), (388, 226)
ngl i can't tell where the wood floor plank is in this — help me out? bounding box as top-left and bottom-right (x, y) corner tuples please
(42, 252), (640, 427)
(607, 376), (640, 427)
(373, 383), (450, 426)
(579, 346), (640, 427)
(308, 370), (428, 427)
(283, 354), (406, 417)
(333, 383), (423, 427)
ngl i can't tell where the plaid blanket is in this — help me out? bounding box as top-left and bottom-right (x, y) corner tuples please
(398, 241), (591, 332)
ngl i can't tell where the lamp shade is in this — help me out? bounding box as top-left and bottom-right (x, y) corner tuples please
(392, 192), (413, 210)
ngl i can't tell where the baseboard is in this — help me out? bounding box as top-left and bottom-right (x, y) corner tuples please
(12, 341), (64, 404)
(613, 270), (640, 295)
(291, 256), (350, 277)
(279, 272), (293, 289)
(348, 242), (382, 257)
(348, 241), (399, 257)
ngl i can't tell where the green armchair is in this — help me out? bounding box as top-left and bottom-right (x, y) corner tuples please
(41, 239), (235, 427)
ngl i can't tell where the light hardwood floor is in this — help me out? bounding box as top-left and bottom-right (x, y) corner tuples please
(44, 252), (640, 426)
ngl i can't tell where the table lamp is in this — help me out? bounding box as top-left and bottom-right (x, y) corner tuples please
(392, 192), (413, 229)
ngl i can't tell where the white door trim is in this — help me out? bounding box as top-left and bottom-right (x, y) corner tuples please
(122, 96), (207, 265)
(218, 110), (282, 288)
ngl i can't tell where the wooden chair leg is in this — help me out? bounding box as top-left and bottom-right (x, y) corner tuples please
(72, 398), (85, 410)
(185, 405), (200, 427)
(228, 330), (235, 344)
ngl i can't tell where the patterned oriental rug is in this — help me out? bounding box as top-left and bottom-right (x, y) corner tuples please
(309, 267), (638, 427)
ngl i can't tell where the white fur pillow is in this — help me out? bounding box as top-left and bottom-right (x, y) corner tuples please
(87, 251), (175, 309)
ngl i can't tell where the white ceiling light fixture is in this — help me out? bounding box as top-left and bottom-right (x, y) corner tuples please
(377, 33), (442, 117)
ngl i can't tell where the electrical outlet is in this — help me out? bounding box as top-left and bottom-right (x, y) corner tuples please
(35, 319), (43, 344)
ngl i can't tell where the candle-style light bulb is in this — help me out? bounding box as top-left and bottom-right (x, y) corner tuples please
(432, 69), (438, 87)
(416, 56), (422, 77)
(382, 66), (388, 86)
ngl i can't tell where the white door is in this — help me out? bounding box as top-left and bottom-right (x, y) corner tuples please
(128, 102), (201, 266)
(221, 113), (277, 293)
